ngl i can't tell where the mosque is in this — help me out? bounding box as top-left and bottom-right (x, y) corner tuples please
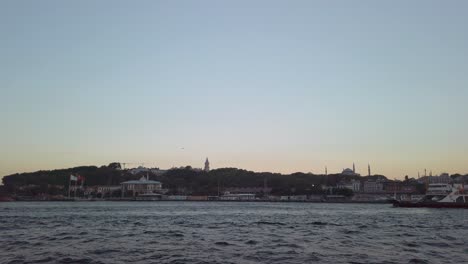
(341, 163), (361, 176)
(339, 163), (372, 177)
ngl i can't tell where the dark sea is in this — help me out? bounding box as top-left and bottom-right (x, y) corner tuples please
(0, 202), (466, 264)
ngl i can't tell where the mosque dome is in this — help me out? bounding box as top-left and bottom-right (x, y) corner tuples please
(342, 168), (355, 175)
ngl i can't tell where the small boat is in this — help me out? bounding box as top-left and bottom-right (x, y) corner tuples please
(393, 183), (468, 208)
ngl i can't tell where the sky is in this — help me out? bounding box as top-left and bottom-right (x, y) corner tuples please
(1, 0), (468, 180)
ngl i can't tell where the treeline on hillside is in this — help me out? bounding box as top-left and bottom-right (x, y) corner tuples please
(2, 165), (132, 194)
(155, 168), (364, 196)
(1, 164), (382, 196)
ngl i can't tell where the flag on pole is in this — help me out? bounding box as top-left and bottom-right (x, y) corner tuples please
(78, 175), (85, 187)
(70, 175), (77, 181)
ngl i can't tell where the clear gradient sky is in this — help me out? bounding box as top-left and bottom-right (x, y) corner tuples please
(1, 0), (468, 180)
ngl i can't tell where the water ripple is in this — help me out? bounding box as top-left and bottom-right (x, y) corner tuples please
(0, 202), (466, 264)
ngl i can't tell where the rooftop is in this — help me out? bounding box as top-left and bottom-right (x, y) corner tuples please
(121, 176), (161, 185)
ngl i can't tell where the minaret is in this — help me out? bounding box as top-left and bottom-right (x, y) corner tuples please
(368, 164), (371, 176)
(204, 158), (210, 172)
(353, 163), (355, 173)
(325, 166), (328, 175)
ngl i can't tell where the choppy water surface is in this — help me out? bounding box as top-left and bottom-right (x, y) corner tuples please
(0, 202), (466, 264)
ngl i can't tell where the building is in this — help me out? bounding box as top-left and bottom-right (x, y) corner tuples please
(128, 166), (150, 175)
(341, 163), (360, 176)
(337, 179), (361, 192)
(225, 187), (272, 195)
(417, 173), (452, 184)
(431, 173), (451, 184)
(69, 185), (120, 198)
(121, 176), (162, 197)
(383, 181), (417, 195)
(363, 179), (384, 193)
(280, 195), (308, 201)
(166, 195), (187, 200)
(86, 185), (120, 197)
(220, 193), (256, 201)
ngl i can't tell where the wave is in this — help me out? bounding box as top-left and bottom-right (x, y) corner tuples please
(309, 221), (342, 226)
(214, 241), (232, 246)
(255, 221), (286, 226)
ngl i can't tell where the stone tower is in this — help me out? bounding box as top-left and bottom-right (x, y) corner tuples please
(204, 158), (210, 172)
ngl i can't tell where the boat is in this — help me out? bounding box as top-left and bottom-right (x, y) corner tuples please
(393, 183), (468, 208)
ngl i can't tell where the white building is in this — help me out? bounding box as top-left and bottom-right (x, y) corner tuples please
(128, 166), (150, 175)
(337, 179), (361, 192)
(150, 169), (168, 176)
(121, 176), (162, 197)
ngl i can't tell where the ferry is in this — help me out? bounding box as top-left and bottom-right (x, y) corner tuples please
(393, 183), (467, 208)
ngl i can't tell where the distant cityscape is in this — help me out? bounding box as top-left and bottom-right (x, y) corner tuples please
(1, 158), (467, 203)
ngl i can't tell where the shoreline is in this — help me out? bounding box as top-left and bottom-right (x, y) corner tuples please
(2, 199), (391, 204)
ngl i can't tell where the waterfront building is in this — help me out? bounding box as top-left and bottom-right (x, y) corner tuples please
(220, 193), (256, 201)
(383, 181), (417, 195)
(279, 195), (308, 201)
(167, 195), (187, 200)
(69, 185), (122, 198)
(225, 187), (272, 195)
(337, 179), (361, 192)
(81, 185), (120, 198)
(363, 179), (384, 193)
(417, 173), (452, 185)
(96, 185), (120, 197)
(431, 173), (451, 184)
(120, 176), (162, 197)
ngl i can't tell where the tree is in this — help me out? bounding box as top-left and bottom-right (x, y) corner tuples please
(108, 162), (122, 170)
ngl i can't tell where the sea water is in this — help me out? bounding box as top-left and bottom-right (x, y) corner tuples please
(0, 202), (466, 264)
